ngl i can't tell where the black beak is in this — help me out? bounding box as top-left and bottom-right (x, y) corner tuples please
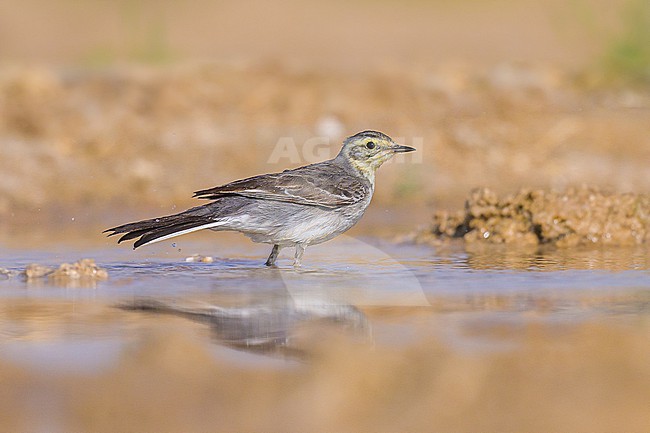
(391, 144), (416, 153)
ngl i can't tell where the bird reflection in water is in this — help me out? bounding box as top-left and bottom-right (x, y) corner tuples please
(118, 295), (370, 357)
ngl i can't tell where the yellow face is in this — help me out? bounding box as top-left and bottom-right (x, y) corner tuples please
(341, 131), (416, 178)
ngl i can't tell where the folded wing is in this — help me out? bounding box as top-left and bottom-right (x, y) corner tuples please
(193, 162), (370, 209)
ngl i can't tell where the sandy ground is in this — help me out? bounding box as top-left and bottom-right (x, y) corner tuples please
(0, 0), (648, 226)
(0, 62), (649, 223)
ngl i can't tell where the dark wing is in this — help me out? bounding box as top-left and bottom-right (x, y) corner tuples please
(193, 162), (370, 209)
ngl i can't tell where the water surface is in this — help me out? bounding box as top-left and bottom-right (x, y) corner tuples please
(1, 235), (649, 432)
(2, 236), (649, 346)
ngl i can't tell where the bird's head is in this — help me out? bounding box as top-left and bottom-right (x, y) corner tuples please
(337, 130), (416, 180)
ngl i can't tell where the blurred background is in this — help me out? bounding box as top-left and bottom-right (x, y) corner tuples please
(1, 2), (650, 432)
(0, 0), (649, 228)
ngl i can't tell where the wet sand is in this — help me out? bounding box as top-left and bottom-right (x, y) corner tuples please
(413, 186), (650, 247)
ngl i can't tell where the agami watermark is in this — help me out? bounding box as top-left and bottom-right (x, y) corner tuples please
(267, 136), (424, 165)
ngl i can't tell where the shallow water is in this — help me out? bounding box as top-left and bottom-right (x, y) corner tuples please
(3, 236), (650, 302)
(2, 236), (650, 356)
(1, 234), (650, 431)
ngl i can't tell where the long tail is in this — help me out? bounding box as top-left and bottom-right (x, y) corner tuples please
(104, 206), (227, 249)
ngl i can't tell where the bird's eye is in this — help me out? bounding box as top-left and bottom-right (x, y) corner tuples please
(366, 141), (376, 149)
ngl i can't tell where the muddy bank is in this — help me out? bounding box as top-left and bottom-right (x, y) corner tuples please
(0, 63), (649, 219)
(413, 187), (650, 247)
(24, 258), (108, 287)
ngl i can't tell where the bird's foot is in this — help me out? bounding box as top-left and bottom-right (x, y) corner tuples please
(265, 244), (281, 267)
(293, 244), (305, 267)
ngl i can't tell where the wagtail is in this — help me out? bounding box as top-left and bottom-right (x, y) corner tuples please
(105, 130), (415, 266)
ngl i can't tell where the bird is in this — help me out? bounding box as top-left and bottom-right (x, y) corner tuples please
(104, 130), (415, 266)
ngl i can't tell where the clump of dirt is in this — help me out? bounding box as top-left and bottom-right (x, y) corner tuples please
(0, 268), (18, 280)
(22, 258), (108, 287)
(414, 186), (650, 247)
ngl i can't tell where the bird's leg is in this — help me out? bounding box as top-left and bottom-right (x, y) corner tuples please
(265, 244), (281, 266)
(293, 243), (306, 267)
